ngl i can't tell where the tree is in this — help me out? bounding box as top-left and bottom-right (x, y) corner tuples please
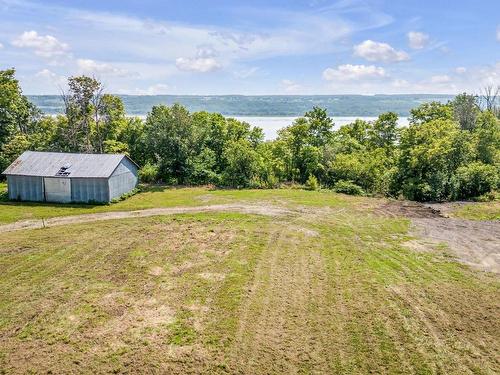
(0, 68), (43, 171)
(473, 111), (500, 165)
(221, 140), (259, 187)
(117, 117), (146, 165)
(369, 112), (399, 152)
(93, 94), (127, 153)
(479, 85), (500, 117)
(451, 93), (479, 131)
(62, 75), (102, 152)
(143, 104), (195, 184)
(304, 106), (334, 147)
(392, 119), (474, 201)
(409, 101), (453, 125)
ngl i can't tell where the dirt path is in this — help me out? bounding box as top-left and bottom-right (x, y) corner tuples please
(0, 204), (291, 233)
(2, 198), (498, 274)
(411, 217), (500, 274)
(378, 200), (500, 274)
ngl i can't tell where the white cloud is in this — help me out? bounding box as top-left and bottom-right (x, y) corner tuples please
(76, 58), (136, 77)
(323, 64), (386, 81)
(33, 69), (67, 89)
(408, 31), (429, 49)
(35, 68), (58, 79)
(12, 30), (69, 58)
(391, 79), (409, 88)
(176, 47), (222, 73)
(455, 67), (467, 74)
(353, 40), (409, 62)
(176, 57), (221, 73)
(133, 83), (170, 95)
(281, 79), (302, 93)
(233, 67), (259, 79)
(430, 74), (451, 84)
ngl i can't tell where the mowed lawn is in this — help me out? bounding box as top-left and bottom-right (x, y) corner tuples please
(0, 187), (499, 373)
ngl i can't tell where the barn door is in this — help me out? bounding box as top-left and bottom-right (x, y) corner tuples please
(44, 177), (71, 203)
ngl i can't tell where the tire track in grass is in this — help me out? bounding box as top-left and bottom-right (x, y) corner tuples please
(229, 221), (331, 373)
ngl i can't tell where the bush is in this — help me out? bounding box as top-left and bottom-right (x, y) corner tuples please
(139, 163), (158, 183)
(333, 180), (365, 195)
(453, 162), (499, 199)
(304, 175), (319, 190)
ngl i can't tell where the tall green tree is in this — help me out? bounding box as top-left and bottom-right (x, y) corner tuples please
(62, 75), (102, 152)
(451, 93), (480, 131)
(409, 101), (453, 125)
(0, 68), (43, 171)
(369, 112), (399, 152)
(143, 104), (196, 183)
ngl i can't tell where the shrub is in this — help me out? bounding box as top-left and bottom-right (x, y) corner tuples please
(305, 175), (319, 190)
(333, 180), (365, 196)
(139, 163), (158, 183)
(453, 162), (499, 199)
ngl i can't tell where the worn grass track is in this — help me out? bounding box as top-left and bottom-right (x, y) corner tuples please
(0, 190), (498, 374)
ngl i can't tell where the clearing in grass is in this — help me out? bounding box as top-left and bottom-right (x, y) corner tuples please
(0, 189), (498, 374)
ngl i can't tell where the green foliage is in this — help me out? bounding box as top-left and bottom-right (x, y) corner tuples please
(333, 180), (365, 196)
(0, 69), (497, 202)
(139, 163), (159, 183)
(451, 93), (480, 131)
(453, 162), (499, 199)
(0, 69), (42, 171)
(369, 112), (399, 151)
(305, 174), (319, 190)
(392, 119), (476, 201)
(221, 140), (259, 187)
(473, 111), (500, 165)
(409, 101), (453, 125)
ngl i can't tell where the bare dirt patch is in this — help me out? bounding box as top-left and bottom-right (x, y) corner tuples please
(198, 272), (226, 281)
(411, 217), (500, 274)
(379, 200), (500, 274)
(377, 200), (443, 219)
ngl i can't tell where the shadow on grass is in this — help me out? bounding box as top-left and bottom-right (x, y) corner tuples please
(0, 184), (185, 209)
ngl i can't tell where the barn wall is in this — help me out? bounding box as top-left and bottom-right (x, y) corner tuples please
(7, 175), (44, 201)
(108, 158), (138, 200)
(71, 178), (109, 203)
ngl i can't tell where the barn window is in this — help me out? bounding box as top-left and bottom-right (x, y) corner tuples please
(55, 164), (71, 177)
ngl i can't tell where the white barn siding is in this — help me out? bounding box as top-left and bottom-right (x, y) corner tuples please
(71, 178), (109, 203)
(108, 158), (138, 200)
(7, 175), (44, 201)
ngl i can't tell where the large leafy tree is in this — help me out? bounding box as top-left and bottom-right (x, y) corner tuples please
(451, 93), (480, 131)
(409, 101), (453, 125)
(393, 119), (474, 201)
(0, 69), (43, 170)
(369, 112), (399, 152)
(143, 104), (196, 183)
(62, 75), (102, 152)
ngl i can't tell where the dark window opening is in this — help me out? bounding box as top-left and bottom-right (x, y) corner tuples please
(55, 164), (71, 177)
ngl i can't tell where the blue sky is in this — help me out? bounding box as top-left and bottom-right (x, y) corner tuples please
(0, 0), (498, 94)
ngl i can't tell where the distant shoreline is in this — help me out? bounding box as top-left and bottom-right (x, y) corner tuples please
(27, 94), (453, 118)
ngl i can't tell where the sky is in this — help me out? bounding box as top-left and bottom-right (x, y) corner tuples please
(0, 0), (499, 95)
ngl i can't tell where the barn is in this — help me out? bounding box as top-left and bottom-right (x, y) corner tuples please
(2, 151), (139, 203)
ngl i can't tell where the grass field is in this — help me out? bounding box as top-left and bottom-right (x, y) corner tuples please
(450, 201), (500, 221)
(0, 183), (368, 224)
(0, 185), (499, 373)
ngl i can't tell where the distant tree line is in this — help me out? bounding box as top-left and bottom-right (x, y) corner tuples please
(1, 68), (499, 202)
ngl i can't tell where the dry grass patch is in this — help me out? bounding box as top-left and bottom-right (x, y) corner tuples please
(0, 196), (498, 374)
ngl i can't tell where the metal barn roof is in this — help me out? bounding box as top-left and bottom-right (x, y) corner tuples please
(2, 151), (137, 178)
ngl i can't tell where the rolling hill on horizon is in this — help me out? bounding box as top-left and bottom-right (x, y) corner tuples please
(28, 94), (454, 117)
